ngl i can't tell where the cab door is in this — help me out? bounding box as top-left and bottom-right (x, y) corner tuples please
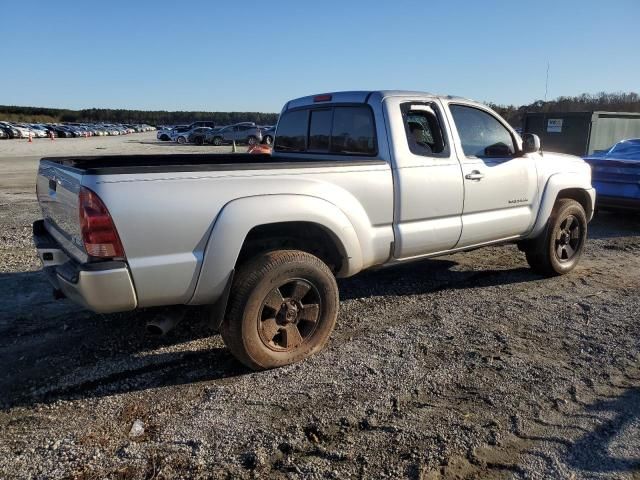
(443, 102), (538, 247)
(387, 98), (465, 259)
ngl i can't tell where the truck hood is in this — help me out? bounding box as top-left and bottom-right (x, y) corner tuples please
(542, 151), (591, 172)
(535, 151), (592, 188)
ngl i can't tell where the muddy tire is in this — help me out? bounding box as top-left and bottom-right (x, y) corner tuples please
(221, 250), (339, 370)
(524, 199), (587, 276)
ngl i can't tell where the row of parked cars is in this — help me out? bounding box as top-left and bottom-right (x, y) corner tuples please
(0, 121), (155, 139)
(157, 122), (276, 146)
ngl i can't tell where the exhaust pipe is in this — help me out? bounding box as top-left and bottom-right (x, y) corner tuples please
(146, 307), (186, 336)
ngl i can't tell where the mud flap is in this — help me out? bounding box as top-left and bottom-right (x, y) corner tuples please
(208, 269), (234, 332)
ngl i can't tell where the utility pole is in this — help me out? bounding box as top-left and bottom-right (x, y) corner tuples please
(544, 61), (550, 102)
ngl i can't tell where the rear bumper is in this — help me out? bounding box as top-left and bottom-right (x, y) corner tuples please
(33, 220), (137, 313)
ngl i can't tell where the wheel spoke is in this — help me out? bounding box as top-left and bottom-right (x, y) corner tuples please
(556, 244), (565, 259)
(565, 216), (576, 231)
(300, 304), (320, 323)
(261, 318), (280, 342)
(283, 324), (303, 348)
(263, 288), (284, 312)
(564, 243), (575, 258)
(289, 280), (311, 302)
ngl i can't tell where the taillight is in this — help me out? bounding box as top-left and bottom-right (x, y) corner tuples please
(79, 187), (125, 259)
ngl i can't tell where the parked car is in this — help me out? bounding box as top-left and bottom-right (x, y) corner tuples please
(8, 124), (30, 138)
(168, 125), (191, 143)
(157, 127), (172, 141)
(188, 121), (216, 129)
(51, 126), (73, 138)
(584, 138), (640, 210)
(0, 123), (20, 139)
(0, 129), (7, 139)
(206, 122), (262, 146)
(187, 127), (214, 145)
(261, 126), (275, 145)
(33, 90), (595, 370)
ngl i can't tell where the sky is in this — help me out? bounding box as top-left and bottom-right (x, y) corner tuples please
(1, 0), (639, 113)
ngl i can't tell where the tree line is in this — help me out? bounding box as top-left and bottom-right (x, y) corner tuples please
(488, 92), (640, 127)
(2, 91), (639, 127)
(0, 105), (279, 126)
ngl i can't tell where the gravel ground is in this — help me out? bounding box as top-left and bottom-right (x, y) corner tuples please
(0, 141), (639, 479)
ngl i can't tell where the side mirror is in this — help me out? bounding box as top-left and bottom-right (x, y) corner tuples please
(522, 133), (541, 154)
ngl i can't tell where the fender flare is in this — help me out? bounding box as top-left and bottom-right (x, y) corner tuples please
(526, 173), (595, 239)
(188, 194), (363, 305)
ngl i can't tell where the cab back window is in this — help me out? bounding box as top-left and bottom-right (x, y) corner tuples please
(274, 110), (307, 151)
(309, 109), (332, 151)
(275, 105), (377, 155)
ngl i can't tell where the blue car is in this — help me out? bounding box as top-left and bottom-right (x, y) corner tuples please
(584, 138), (640, 210)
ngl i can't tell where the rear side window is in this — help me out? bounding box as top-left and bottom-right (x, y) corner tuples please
(449, 105), (515, 158)
(401, 103), (448, 157)
(275, 105), (377, 155)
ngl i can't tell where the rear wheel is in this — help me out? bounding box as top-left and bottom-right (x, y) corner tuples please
(212, 136), (223, 146)
(221, 250), (339, 370)
(523, 199), (587, 276)
(177, 136), (186, 144)
(247, 135), (258, 146)
(160, 133), (169, 141)
(263, 135), (273, 145)
(194, 136), (204, 146)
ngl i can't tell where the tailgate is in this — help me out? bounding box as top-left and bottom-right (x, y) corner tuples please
(37, 160), (87, 261)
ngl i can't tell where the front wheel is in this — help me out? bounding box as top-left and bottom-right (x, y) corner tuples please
(212, 136), (223, 146)
(177, 136), (186, 144)
(221, 250), (339, 370)
(523, 199), (587, 276)
(247, 135), (258, 146)
(263, 135), (273, 145)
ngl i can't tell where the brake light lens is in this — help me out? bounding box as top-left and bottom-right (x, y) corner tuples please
(79, 187), (125, 258)
(313, 94), (332, 102)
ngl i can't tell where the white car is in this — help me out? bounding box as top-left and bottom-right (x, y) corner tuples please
(10, 125), (32, 138)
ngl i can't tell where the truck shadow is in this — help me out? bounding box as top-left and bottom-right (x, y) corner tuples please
(0, 256), (540, 410)
(565, 386), (640, 474)
(588, 209), (640, 240)
(339, 258), (535, 301)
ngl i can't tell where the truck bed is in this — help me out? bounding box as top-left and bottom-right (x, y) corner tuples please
(41, 153), (384, 175)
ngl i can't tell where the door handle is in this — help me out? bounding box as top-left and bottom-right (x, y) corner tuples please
(465, 170), (485, 181)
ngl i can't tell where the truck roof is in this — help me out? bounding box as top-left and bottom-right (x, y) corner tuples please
(284, 90), (471, 110)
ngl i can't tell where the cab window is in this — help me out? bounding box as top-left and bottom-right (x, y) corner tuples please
(401, 103), (448, 157)
(275, 105), (377, 155)
(450, 105), (515, 158)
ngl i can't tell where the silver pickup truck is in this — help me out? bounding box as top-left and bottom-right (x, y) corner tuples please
(33, 90), (595, 370)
